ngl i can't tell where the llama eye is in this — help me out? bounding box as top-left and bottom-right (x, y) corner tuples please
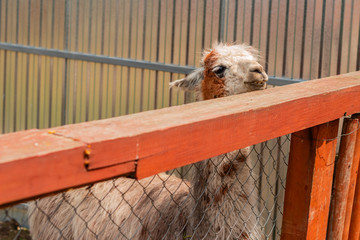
(212, 66), (226, 78)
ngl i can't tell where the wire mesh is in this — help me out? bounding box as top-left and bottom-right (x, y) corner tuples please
(0, 136), (290, 240)
(0, 204), (31, 239)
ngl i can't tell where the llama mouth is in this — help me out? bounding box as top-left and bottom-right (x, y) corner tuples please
(244, 81), (267, 89)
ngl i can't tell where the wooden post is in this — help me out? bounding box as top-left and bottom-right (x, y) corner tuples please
(349, 114), (360, 240)
(343, 116), (360, 239)
(328, 118), (359, 239)
(281, 119), (339, 240)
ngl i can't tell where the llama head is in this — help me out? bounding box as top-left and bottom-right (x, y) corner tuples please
(170, 43), (268, 100)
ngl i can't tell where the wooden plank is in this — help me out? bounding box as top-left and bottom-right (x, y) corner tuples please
(0, 129), (85, 164)
(0, 72), (360, 207)
(52, 72), (360, 177)
(327, 118), (359, 239)
(343, 116), (360, 240)
(0, 129), (135, 208)
(349, 114), (360, 240)
(281, 119), (340, 240)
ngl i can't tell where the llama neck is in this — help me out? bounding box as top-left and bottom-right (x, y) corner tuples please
(187, 149), (260, 239)
(190, 150), (249, 207)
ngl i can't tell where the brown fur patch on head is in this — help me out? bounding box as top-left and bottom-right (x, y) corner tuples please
(201, 50), (227, 100)
(202, 49), (219, 67)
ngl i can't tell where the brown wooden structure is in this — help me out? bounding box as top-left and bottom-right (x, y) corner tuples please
(0, 71), (360, 239)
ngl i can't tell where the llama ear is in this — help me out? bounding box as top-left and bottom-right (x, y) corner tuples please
(169, 67), (204, 92)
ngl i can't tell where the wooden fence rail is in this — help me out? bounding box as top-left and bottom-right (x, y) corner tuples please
(0, 71), (360, 239)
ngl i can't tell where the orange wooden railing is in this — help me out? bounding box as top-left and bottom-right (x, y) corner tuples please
(327, 117), (360, 239)
(0, 71), (360, 239)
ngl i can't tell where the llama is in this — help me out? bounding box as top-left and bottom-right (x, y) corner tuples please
(28, 43), (268, 240)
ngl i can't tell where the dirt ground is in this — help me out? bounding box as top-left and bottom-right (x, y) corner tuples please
(0, 220), (31, 240)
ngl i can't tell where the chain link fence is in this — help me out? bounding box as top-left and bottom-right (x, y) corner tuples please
(0, 204), (30, 239)
(0, 136), (290, 240)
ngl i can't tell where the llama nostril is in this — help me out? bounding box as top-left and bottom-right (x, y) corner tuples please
(250, 68), (262, 74)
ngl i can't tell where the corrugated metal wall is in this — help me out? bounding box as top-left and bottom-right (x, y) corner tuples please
(0, 0), (359, 133)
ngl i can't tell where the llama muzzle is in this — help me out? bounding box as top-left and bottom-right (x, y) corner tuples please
(244, 79), (267, 90)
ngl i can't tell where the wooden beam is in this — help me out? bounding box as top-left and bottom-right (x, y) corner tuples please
(0, 72), (360, 207)
(0, 130), (136, 208)
(349, 114), (360, 240)
(343, 116), (360, 240)
(50, 72), (360, 177)
(327, 118), (359, 239)
(281, 120), (340, 240)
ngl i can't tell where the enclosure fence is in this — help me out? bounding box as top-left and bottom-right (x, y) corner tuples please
(0, 72), (360, 239)
(0, 0), (360, 239)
